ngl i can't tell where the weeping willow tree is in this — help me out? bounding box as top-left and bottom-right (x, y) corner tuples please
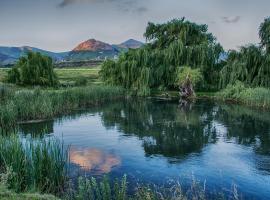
(220, 17), (270, 88)
(100, 18), (224, 96)
(7, 52), (58, 86)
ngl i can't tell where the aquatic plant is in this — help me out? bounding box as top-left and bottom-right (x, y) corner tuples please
(0, 85), (125, 132)
(217, 81), (270, 108)
(0, 135), (68, 194)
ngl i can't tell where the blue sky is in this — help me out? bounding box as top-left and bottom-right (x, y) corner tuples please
(0, 0), (269, 52)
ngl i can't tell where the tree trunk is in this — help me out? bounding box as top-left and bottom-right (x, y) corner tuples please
(179, 75), (195, 99)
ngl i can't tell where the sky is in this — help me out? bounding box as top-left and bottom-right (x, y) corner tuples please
(0, 0), (269, 52)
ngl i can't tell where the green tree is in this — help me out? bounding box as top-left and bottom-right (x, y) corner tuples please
(259, 17), (270, 53)
(100, 18), (224, 96)
(7, 52), (58, 86)
(220, 17), (270, 89)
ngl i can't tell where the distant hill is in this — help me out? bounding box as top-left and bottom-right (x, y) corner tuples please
(118, 39), (144, 49)
(0, 46), (69, 66)
(0, 39), (144, 66)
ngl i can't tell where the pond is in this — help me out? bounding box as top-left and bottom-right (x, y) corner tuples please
(19, 99), (270, 199)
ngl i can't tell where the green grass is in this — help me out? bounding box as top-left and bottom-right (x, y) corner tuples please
(0, 135), (68, 195)
(55, 67), (101, 86)
(0, 84), (125, 132)
(217, 81), (270, 108)
(1, 67), (101, 86)
(0, 68), (8, 83)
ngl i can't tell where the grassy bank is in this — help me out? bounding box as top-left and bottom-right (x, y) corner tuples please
(0, 85), (124, 132)
(0, 135), (68, 196)
(216, 81), (270, 109)
(0, 135), (240, 200)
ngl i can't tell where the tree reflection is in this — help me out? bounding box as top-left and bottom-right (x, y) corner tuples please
(100, 99), (217, 159)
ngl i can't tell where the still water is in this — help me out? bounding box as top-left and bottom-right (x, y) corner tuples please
(19, 99), (270, 199)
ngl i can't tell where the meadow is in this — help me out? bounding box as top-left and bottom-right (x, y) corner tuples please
(0, 66), (101, 86)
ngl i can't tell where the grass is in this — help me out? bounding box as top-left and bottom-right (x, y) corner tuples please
(0, 84), (125, 132)
(0, 135), (68, 195)
(217, 81), (270, 108)
(0, 68), (8, 83)
(55, 67), (101, 86)
(1, 66), (101, 86)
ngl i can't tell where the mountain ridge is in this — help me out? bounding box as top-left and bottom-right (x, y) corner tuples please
(0, 38), (144, 66)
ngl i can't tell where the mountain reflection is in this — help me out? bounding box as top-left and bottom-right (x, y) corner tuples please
(69, 147), (121, 174)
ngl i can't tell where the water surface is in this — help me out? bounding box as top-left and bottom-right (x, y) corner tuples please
(19, 99), (270, 199)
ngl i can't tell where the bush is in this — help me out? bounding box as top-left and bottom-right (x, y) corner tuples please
(175, 66), (203, 89)
(74, 77), (88, 86)
(7, 52), (59, 87)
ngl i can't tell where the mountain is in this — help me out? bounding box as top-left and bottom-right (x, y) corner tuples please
(0, 39), (144, 66)
(67, 39), (119, 61)
(67, 38), (143, 61)
(0, 46), (69, 66)
(73, 39), (114, 51)
(118, 39), (144, 49)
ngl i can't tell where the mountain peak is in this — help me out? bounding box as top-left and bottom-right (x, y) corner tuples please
(120, 39), (144, 49)
(73, 39), (113, 52)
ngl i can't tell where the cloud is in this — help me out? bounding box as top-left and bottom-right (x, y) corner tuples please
(221, 16), (241, 24)
(70, 147), (121, 174)
(58, 0), (148, 13)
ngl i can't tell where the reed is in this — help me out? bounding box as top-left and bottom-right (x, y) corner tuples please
(0, 135), (68, 195)
(217, 81), (270, 108)
(0, 85), (125, 132)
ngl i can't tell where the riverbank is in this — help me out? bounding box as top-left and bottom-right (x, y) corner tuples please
(0, 84), (125, 132)
(151, 84), (270, 110)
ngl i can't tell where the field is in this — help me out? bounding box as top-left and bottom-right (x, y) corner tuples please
(0, 66), (101, 85)
(55, 66), (101, 85)
(0, 68), (8, 82)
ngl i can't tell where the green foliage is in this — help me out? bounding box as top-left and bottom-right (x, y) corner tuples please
(220, 17), (270, 89)
(0, 85), (124, 132)
(100, 18), (223, 96)
(67, 175), (127, 200)
(218, 81), (270, 108)
(0, 135), (68, 194)
(7, 52), (59, 86)
(75, 77), (88, 86)
(259, 17), (270, 53)
(220, 45), (270, 88)
(175, 66), (203, 89)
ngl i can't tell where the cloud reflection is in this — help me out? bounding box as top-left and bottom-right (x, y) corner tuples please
(70, 147), (121, 174)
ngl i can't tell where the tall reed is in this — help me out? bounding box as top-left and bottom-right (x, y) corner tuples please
(217, 81), (270, 108)
(0, 135), (68, 195)
(0, 85), (125, 132)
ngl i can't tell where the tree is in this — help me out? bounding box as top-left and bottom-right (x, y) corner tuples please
(7, 52), (58, 86)
(220, 17), (270, 88)
(100, 18), (223, 96)
(259, 17), (270, 53)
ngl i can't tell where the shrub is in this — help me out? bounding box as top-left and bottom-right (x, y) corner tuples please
(175, 66), (203, 89)
(75, 77), (88, 86)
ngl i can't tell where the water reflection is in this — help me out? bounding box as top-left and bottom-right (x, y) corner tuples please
(18, 99), (270, 199)
(69, 147), (121, 174)
(100, 99), (218, 159)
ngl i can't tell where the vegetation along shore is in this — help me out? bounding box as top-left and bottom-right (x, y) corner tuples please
(0, 17), (270, 200)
